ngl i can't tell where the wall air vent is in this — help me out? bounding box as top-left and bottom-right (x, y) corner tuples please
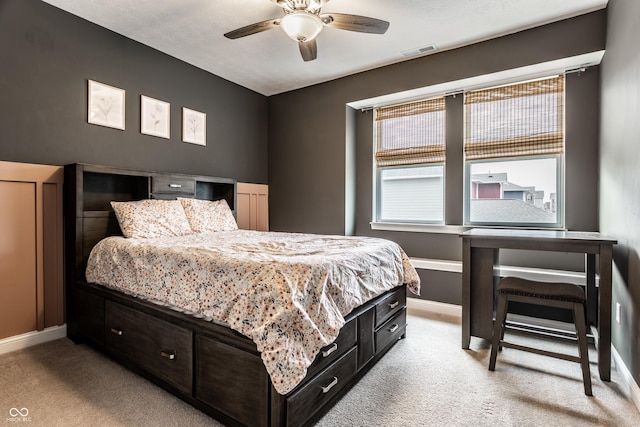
(401, 44), (437, 57)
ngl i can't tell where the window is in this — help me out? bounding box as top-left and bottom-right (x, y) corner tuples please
(463, 76), (565, 228)
(370, 74), (567, 229)
(467, 157), (562, 226)
(374, 98), (446, 223)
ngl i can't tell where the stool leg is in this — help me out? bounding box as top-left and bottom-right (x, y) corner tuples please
(489, 293), (508, 371)
(573, 302), (593, 396)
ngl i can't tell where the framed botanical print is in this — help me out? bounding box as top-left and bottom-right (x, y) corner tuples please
(141, 95), (170, 139)
(88, 80), (125, 130)
(182, 107), (206, 146)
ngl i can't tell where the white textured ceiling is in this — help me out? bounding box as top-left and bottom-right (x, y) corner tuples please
(42, 0), (607, 96)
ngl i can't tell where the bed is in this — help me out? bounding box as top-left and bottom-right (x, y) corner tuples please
(64, 163), (420, 427)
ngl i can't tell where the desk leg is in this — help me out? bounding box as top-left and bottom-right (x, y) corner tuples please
(598, 245), (612, 382)
(462, 239), (471, 349)
(470, 247), (498, 341)
(462, 241), (498, 349)
(586, 254), (597, 326)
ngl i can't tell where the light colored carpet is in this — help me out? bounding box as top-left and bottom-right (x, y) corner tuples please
(1, 312), (638, 426)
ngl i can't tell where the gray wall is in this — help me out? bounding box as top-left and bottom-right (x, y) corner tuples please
(0, 0), (268, 183)
(269, 11), (606, 304)
(600, 0), (640, 388)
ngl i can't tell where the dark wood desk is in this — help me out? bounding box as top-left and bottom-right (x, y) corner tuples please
(460, 228), (617, 381)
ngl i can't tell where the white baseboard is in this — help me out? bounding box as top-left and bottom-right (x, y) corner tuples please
(0, 325), (67, 355)
(408, 257), (595, 287)
(494, 265), (596, 287)
(409, 258), (463, 273)
(612, 345), (640, 415)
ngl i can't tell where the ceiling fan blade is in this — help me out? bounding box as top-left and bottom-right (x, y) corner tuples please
(320, 13), (389, 34)
(224, 19), (280, 39)
(299, 39), (317, 62)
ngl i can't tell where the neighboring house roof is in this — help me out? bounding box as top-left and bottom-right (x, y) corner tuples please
(474, 174), (547, 200)
(503, 182), (532, 192)
(470, 199), (556, 222)
(471, 173), (507, 184)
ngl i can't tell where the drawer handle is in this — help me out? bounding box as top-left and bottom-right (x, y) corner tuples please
(160, 350), (176, 360)
(388, 324), (399, 333)
(321, 376), (338, 394)
(322, 343), (338, 358)
(388, 301), (399, 309)
(110, 328), (123, 336)
(168, 184), (182, 188)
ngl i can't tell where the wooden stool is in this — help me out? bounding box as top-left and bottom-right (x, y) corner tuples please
(488, 277), (592, 396)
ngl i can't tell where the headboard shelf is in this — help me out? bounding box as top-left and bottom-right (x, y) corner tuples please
(82, 171), (150, 213)
(64, 163), (238, 293)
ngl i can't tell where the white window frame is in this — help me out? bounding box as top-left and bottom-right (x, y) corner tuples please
(464, 154), (565, 229)
(374, 163), (446, 225)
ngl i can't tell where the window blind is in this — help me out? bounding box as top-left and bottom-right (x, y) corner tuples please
(374, 97), (446, 167)
(464, 75), (565, 161)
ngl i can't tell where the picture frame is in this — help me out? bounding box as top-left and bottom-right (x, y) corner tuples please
(141, 95), (170, 139)
(182, 107), (206, 146)
(87, 80), (125, 130)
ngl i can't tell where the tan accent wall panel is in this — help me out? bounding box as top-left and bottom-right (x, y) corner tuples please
(43, 182), (64, 327)
(236, 193), (251, 230)
(236, 183), (268, 231)
(0, 181), (37, 338)
(0, 161), (64, 339)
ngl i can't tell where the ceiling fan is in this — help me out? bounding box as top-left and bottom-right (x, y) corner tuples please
(224, 0), (390, 62)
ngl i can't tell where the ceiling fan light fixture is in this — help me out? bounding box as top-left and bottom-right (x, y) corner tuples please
(280, 11), (323, 42)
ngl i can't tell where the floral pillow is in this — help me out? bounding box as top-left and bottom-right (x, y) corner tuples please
(110, 199), (193, 238)
(178, 197), (238, 233)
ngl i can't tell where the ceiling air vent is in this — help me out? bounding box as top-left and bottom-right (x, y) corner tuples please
(402, 44), (437, 57)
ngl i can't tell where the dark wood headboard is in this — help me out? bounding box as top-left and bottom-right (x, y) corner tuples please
(64, 163), (236, 285)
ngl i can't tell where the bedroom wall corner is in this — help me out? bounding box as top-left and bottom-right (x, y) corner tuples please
(345, 105), (357, 236)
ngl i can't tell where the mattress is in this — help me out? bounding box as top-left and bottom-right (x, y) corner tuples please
(86, 229), (420, 394)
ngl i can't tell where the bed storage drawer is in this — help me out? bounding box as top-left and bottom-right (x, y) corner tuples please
(306, 316), (357, 378)
(105, 301), (193, 394)
(375, 285), (406, 328)
(151, 176), (195, 197)
(196, 335), (269, 427)
(286, 346), (358, 427)
(75, 288), (105, 346)
(375, 308), (407, 353)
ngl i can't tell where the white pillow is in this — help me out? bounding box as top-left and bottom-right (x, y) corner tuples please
(178, 198), (238, 233)
(110, 199), (193, 238)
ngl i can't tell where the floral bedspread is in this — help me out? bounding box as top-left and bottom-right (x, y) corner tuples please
(86, 230), (420, 394)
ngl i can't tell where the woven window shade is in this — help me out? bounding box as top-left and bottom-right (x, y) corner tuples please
(375, 98), (446, 167)
(464, 75), (564, 161)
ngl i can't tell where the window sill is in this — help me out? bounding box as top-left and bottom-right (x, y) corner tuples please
(370, 222), (468, 234)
